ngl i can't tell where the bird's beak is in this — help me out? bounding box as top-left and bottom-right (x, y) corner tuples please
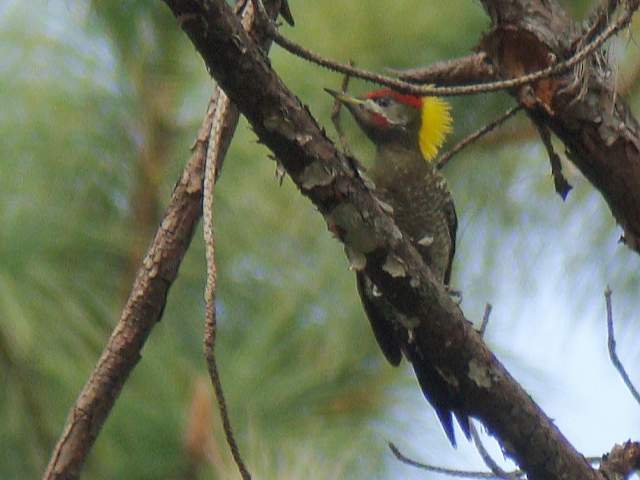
(324, 88), (379, 134)
(324, 88), (371, 129)
(324, 88), (365, 108)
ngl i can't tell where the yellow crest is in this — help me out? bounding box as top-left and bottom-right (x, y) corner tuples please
(419, 96), (453, 162)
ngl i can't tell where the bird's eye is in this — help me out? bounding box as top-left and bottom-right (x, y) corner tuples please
(374, 97), (391, 107)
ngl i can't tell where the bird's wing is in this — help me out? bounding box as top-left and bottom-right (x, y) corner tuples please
(356, 272), (402, 366)
(442, 195), (458, 286)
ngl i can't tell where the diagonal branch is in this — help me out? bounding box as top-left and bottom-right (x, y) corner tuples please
(43, 2), (289, 477)
(437, 107), (522, 169)
(162, 1), (604, 478)
(43, 97), (214, 480)
(470, 423), (521, 479)
(604, 287), (640, 405)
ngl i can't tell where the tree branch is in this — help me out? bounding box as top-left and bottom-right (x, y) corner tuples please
(437, 107), (522, 169)
(479, 0), (640, 252)
(605, 287), (640, 405)
(395, 52), (497, 85)
(161, 1), (604, 478)
(388, 441), (513, 478)
(43, 96), (213, 480)
(203, 89), (251, 480)
(264, 3), (633, 98)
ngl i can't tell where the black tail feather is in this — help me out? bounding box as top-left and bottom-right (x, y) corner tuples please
(457, 411), (472, 441)
(411, 356), (469, 447)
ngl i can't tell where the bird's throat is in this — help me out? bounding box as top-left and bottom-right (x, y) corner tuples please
(372, 144), (430, 184)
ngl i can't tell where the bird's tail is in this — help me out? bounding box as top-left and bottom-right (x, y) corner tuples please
(411, 353), (471, 447)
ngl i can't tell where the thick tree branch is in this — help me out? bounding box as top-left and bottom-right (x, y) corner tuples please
(161, 1), (604, 478)
(479, 0), (640, 252)
(396, 52), (497, 86)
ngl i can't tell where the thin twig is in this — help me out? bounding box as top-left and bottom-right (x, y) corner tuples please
(198, 1), (292, 478)
(581, 0), (621, 47)
(470, 424), (524, 479)
(264, 2), (638, 97)
(330, 61), (355, 155)
(605, 287), (640, 405)
(564, 0), (618, 104)
(478, 303), (493, 338)
(388, 442), (501, 478)
(532, 119), (573, 200)
(437, 107), (522, 169)
(203, 90), (252, 480)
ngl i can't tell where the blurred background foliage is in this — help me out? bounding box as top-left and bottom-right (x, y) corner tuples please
(0, 0), (638, 478)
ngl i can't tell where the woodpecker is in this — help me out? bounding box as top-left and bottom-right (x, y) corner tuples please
(326, 87), (469, 446)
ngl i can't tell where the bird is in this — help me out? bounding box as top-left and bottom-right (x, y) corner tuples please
(326, 87), (469, 446)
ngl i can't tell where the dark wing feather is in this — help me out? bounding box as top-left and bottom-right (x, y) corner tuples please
(442, 195), (458, 286)
(356, 272), (402, 366)
(410, 190), (469, 445)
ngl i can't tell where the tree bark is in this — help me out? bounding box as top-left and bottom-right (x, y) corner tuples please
(479, 0), (640, 252)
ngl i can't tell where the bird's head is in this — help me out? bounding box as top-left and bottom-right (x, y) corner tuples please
(326, 88), (452, 161)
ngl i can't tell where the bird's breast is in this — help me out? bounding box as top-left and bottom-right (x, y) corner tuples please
(372, 161), (453, 282)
